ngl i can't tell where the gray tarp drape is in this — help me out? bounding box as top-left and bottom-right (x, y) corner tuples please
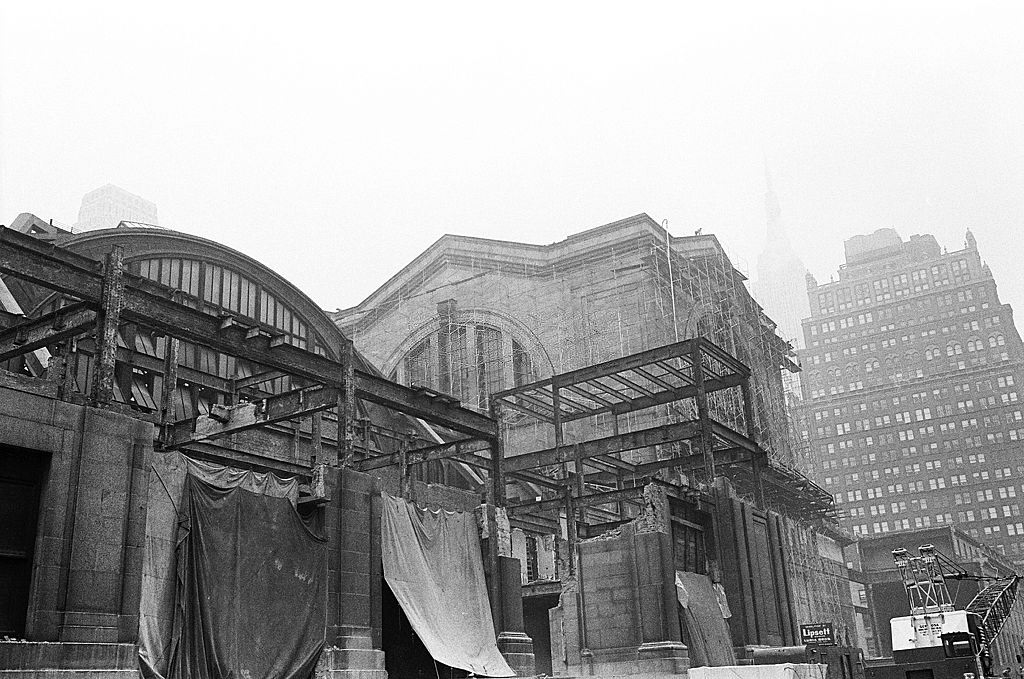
(167, 474), (327, 679)
(138, 453), (320, 679)
(381, 494), (515, 677)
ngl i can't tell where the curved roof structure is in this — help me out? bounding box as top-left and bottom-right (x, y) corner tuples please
(0, 218), (494, 487)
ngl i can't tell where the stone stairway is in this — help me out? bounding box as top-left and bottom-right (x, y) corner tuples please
(0, 642), (138, 678)
(315, 633), (387, 679)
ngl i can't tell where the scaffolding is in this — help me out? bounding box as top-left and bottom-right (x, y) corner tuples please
(342, 220), (802, 495)
(785, 521), (856, 646)
(488, 338), (833, 534)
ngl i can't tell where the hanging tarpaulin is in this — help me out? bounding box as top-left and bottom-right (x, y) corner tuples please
(381, 494), (515, 677)
(139, 453), (302, 679)
(675, 571), (737, 668)
(167, 474), (327, 679)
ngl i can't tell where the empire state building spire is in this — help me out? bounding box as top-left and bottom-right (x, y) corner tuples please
(752, 159), (809, 350)
(764, 157), (784, 241)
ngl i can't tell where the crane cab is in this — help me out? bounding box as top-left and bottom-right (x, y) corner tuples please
(885, 610), (984, 679)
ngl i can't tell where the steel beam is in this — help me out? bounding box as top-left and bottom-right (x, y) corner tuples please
(494, 339), (722, 399)
(508, 485), (645, 514)
(353, 437), (492, 472)
(354, 372), (496, 439)
(163, 385), (342, 449)
(232, 370), (287, 390)
(0, 302), (94, 361)
(630, 446), (755, 477)
(0, 227), (496, 439)
(497, 373), (745, 423)
(502, 419), (702, 473)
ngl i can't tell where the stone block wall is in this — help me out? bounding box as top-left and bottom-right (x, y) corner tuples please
(550, 487), (688, 678)
(0, 377), (153, 645)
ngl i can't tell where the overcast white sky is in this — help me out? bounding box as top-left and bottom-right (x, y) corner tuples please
(2, 1), (1022, 317)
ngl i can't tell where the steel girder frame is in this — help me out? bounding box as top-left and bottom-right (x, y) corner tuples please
(0, 227), (499, 474)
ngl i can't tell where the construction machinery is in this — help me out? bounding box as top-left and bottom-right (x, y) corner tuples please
(869, 544), (1020, 679)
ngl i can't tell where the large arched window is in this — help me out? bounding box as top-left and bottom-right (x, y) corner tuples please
(395, 322), (536, 411)
(131, 256), (324, 353)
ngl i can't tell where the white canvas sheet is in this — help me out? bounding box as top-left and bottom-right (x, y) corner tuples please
(381, 494), (515, 677)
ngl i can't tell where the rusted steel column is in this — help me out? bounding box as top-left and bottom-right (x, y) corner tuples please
(91, 245), (125, 406)
(337, 338), (355, 467)
(50, 339), (72, 400)
(690, 338), (716, 482)
(398, 434), (413, 499)
(490, 401), (506, 505)
(311, 411), (323, 461)
(159, 336), (180, 442)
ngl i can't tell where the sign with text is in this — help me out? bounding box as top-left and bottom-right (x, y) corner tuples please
(800, 622), (837, 646)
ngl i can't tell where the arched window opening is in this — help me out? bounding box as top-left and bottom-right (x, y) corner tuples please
(398, 323), (536, 411)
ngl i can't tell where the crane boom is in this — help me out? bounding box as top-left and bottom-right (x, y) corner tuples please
(965, 574), (1019, 658)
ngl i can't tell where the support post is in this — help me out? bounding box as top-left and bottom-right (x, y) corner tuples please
(50, 340), (73, 400)
(91, 245), (125, 405)
(309, 412), (329, 501)
(690, 338), (716, 483)
(490, 401), (506, 505)
(159, 336), (180, 443)
(337, 339), (355, 467)
(398, 434), (412, 500)
(311, 411), (323, 462)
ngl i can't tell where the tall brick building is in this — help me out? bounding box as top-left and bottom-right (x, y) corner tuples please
(796, 228), (1024, 561)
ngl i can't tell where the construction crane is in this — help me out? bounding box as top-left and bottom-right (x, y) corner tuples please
(876, 544), (1021, 679)
(965, 575), (1020, 668)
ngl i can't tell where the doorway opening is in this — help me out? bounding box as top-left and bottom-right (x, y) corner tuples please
(381, 578), (468, 679)
(523, 592), (559, 676)
(0, 446), (48, 638)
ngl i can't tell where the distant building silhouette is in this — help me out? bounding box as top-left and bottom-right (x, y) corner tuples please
(751, 163), (810, 351)
(75, 184), (158, 232)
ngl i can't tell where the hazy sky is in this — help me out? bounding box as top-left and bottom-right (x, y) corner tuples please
(2, 2), (1022, 317)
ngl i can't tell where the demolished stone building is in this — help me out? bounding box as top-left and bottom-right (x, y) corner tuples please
(0, 211), (858, 679)
(0, 215), (529, 678)
(334, 213), (863, 673)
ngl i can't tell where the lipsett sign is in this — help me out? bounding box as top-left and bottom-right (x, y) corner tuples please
(800, 622), (837, 646)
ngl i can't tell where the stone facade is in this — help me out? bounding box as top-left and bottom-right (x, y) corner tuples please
(335, 213), (799, 470)
(0, 220), (531, 678)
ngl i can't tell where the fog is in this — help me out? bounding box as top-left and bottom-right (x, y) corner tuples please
(2, 1), (1021, 313)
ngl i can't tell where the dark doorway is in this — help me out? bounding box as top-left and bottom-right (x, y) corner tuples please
(382, 578), (467, 679)
(523, 593), (559, 676)
(0, 447), (48, 638)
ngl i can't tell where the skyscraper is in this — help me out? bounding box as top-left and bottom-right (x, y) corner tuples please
(752, 163), (810, 350)
(75, 184), (158, 232)
(796, 228), (1024, 563)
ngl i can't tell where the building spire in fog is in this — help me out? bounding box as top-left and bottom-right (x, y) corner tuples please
(764, 156), (782, 237)
(751, 161), (810, 349)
